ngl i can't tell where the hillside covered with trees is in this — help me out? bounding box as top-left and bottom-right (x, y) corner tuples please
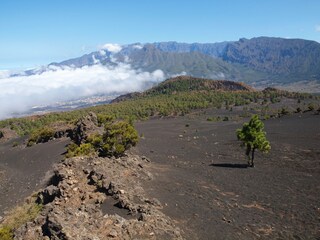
(0, 76), (316, 137)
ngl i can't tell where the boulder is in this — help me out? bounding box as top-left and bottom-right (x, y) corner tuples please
(37, 185), (61, 205)
(71, 112), (104, 145)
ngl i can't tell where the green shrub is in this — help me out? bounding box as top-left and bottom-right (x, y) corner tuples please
(280, 107), (289, 115)
(270, 97), (280, 103)
(27, 127), (55, 146)
(0, 201), (42, 240)
(263, 114), (270, 120)
(65, 143), (96, 158)
(0, 226), (13, 240)
(66, 120), (138, 158)
(307, 103), (315, 111)
(100, 121), (139, 157)
(86, 134), (103, 148)
(97, 114), (115, 126)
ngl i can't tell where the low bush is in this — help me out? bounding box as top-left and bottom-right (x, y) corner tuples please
(65, 143), (96, 158)
(307, 103), (315, 111)
(0, 200), (42, 240)
(66, 120), (139, 158)
(0, 226), (13, 240)
(27, 127), (55, 146)
(99, 121), (139, 157)
(280, 107), (290, 115)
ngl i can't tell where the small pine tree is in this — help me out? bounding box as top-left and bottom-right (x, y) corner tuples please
(236, 115), (270, 167)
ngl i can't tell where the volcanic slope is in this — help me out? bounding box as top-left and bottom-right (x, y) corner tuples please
(0, 76), (319, 239)
(135, 109), (320, 239)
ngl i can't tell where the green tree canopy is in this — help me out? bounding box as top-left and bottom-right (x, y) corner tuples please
(236, 115), (270, 167)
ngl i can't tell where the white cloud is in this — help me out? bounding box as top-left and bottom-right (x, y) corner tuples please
(0, 63), (165, 119)
(171, 71), (187, 78)
(0, 70), (11, 79)
(315, 25), (320, 32)
(101, 43), (122, 53)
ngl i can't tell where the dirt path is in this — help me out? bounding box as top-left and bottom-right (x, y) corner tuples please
(0, 137), (69, 216)
(135, 113), (320, 239)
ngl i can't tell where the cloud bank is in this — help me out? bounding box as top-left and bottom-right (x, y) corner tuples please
(0, 63), (165, 119)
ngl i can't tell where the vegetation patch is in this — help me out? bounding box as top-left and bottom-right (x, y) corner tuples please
(0, 77), (317, 137)
(0, 197), (42, 240)
(27, 127), (55, 146)
(66, 118), (139, 158)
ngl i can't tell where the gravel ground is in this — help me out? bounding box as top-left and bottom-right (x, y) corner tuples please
(135, 112), (320, 239)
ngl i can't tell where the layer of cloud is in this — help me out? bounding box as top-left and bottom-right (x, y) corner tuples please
(101, 43), (122, 53)
(0, 70), (10, 78)
(315, 25), (320, 32)
(0, 63), (165, 119)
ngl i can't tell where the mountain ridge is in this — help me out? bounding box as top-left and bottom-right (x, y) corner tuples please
(9, 37), (320, 92)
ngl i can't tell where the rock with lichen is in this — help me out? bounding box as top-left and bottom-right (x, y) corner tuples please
(70, 112), (104, 145)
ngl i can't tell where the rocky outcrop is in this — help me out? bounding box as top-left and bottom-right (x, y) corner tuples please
(70, 112), (104, 145)
(14, 154), (183, 239)
(0, 128), (18, 142)
(49, 122), (74, 139)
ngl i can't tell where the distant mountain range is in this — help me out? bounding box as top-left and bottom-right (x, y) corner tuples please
(12, 37), (320, 92)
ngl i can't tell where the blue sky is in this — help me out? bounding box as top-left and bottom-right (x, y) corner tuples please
(1, 0), (320, 69)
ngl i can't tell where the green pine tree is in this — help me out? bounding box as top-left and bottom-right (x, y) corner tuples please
(236, 115), (271, 167)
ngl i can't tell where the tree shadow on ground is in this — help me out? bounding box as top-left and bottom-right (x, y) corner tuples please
(210, 163), (248, 168)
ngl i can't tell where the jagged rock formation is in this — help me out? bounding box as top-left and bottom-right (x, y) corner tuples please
(14, 154), (183, 239)
(70, 112), (104, 145)
(49, 122), (74, 139)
